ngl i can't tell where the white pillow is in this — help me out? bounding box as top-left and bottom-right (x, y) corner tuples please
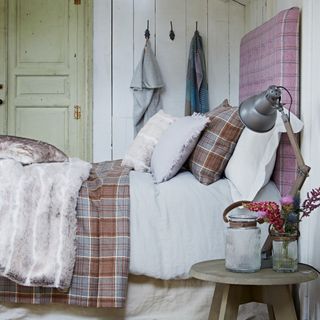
(122, 110), (175, 172)
(225, 111), (303, 201)
(151, 114), (209, 183)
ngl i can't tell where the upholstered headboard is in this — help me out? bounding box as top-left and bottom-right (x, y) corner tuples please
(239, 7), (300, 196)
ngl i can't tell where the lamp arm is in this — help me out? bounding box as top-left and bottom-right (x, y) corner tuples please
(280, 111), (311, 196)
(261, 111), (311, 259)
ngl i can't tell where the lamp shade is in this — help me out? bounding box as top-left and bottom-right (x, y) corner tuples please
(239, 85), (281, 133)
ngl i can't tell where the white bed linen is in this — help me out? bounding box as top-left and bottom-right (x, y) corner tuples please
(0, 173), (279, 320)
(129, 170), (281, 279)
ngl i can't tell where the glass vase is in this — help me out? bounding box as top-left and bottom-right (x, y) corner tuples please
(272, 235), (298, 272)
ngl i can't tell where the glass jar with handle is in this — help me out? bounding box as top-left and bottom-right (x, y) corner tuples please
(223, 201), (261, 272)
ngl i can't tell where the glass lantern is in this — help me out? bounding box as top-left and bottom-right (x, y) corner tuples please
(225, 213), (261, 272)
(272, 235), (298, 272)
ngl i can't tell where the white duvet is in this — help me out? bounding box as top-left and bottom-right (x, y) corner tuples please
(129, 170), (281, 279)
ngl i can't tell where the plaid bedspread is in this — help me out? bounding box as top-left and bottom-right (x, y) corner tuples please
(0, 160), (131, 308)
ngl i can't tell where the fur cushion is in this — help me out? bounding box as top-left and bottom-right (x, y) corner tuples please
(0, 135), (68, 164)
(122, 110), (176, 172)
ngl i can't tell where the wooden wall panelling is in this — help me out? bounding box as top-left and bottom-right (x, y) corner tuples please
(110, 0), (246, 159)
(229, 1), (245, 105)
(133, 0), (155, 65)
(112, 0), (134, 160)
(245, 0), (267, 32)
(208, 0), (230, 108)
(93, 0), (112, 161)
(300, 0), (320, 317)
(156, 0), (186, 116)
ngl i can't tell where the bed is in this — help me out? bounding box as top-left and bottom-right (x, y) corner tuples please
(0, 6), (300, 320)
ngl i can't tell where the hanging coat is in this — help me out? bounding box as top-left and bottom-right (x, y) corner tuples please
(131, 41), (164, 136)
(185, 30), (209, 115)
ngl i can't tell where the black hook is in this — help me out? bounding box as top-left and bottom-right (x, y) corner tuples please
(196, 21), (198, 32)
(145, 20), (150, 40)
(169, 21), (175, 41)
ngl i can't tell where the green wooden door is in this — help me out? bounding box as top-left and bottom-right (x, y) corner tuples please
(5, 0), (92, 160)
(0, 0), (6, 134)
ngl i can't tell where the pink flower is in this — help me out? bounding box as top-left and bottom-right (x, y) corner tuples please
(280, 195), (294, 206)
(257, 211), (267, 219)
(301, 187), (320, 218)
(243, 188), (320, 235)
(243, 201), (284, 233)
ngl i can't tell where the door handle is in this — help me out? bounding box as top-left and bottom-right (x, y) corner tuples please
(0, 99), (3, 105)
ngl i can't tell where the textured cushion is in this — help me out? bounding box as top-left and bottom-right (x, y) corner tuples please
(151, 114), (209, 183)
(225, 110), (304, 201)
(188, 101), (244, 185)
(122, 110), (176, 172)
(0, 135), (68, 164)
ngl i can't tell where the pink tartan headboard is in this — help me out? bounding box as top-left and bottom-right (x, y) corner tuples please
(239, 7), (300, 196)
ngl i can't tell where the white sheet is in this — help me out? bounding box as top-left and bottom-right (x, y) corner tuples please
(0, 171), (278, 319)
(129, 170), (281, 279)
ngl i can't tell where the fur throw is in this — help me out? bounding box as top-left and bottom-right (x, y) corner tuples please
(0, 158), (91, 290)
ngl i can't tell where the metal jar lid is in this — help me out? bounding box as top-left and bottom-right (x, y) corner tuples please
(228, 213), (258, 228)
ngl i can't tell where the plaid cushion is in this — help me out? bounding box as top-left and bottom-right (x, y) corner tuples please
(188, 101), (244, 185)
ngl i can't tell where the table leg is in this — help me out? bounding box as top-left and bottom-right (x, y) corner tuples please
(208, 284), (250, 320)
(253, 285), (297, 320)
(267, 305), (275, 320)
(208, 283), (224, 320)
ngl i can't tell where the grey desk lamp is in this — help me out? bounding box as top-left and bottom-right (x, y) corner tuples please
(239, 85), (310, 197)
(239, 85), (311, 257)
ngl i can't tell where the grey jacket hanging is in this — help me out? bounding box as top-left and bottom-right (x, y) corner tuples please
(185, 30), (209, 115)
(131, 41), (164, 136)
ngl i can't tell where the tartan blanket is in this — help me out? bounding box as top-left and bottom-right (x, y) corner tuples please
(0, 160), (131, 308)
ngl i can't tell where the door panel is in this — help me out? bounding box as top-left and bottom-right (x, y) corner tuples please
(17, 0), (68, 64)
(6, 0), (92, 160)
(16, 107), (68, 151)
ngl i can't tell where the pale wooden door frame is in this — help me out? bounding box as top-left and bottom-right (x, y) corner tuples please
(2, 0), (93, 161)
(80, 0), (93, 162)
(0, 0), (7, 134)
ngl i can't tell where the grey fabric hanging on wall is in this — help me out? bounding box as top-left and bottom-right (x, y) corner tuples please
(185, 30), (209, 115)
(131, 41), (164, 136)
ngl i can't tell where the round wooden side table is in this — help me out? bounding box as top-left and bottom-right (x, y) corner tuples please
(190, 259), (318, 320)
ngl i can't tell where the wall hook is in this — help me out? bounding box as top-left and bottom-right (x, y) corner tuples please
(145, 20), (150, 40)
(169, 21), (175, 41)
(196, 21), (198, 32)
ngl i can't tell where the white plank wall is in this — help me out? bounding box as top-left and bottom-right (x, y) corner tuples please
(100, 0), (246, 160)
(229, 1), (245, 104)
(112, 0), (134, 160)
(300, 1), (320, 319)
(93, 0), (112, 161)
(156, 0), (187, 117)
(93, 0), (246, 160)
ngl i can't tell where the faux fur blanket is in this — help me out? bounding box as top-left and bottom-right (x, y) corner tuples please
(0, 158), (91, 290)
